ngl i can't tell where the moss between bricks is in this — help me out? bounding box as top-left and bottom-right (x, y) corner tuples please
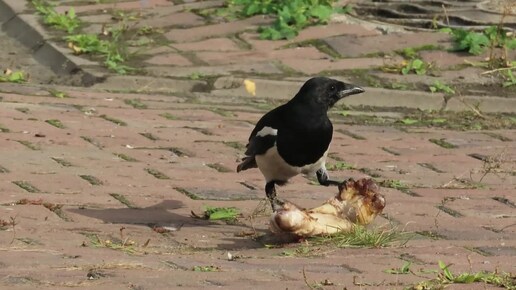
(0, 124), (10, 133)
(45, 119), (65, 129)
(174, 187), (201, 200)
(381, 147), (400, 156)
(336, 128), (366, 140)
(436, 205), (464, 217)
(206, 163), (233, 173)
(429, 138), (457, 149)
(109, 193), (138, 208)
(418, 162), (445, 173)
(223, 141), (246, 150)
(492, 197), (516, 208)
(15, 107), (30, 114)
(139, 132), (159, 141)
(44, 203), (72, 222)
(483, 132), (512, 142)
(145, 168), (170, 179)
(114, 153), (138, 162)
(12, 181), (41, 193)
(51, 157), (73, 167)
(207, 108), (234, 118)
(80, 136), (103, 149)
(124, 99), (148, 109)
(159, 112), (178, 120)
(79, 175), (103, 185)
(99, 114), (127, 126)
(16, 140), (40, 150)
(416, 230), (445, 240)
(184, 126), (213, 136)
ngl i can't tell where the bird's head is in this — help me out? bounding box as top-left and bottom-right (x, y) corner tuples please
(292, 77), (365, 110)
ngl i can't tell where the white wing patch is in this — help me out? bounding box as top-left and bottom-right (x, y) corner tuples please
(256, 126), (278, 137)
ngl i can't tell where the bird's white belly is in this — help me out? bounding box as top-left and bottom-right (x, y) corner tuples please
(255, 145), (327, 182)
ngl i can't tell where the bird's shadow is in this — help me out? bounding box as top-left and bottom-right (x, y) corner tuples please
(67, 199), (300, 249)
(68, 199), (209, 228)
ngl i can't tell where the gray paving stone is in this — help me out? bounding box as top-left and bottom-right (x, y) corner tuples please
(325, 32), (452, 58)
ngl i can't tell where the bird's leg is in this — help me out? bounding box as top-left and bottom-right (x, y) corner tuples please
(316, 168), (341, 186)
(265, 181), (284, 211)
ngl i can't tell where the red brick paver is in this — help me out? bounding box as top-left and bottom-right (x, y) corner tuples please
(0, 86), (514, 289)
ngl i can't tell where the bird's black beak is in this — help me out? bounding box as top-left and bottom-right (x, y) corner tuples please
(338, 84), (365, 98)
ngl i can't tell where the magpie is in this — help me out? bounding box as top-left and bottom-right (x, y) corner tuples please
(237, 77), (365, 209)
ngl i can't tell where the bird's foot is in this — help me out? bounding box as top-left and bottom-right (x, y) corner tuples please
(269, 197), (285, 212)
(316, 168), (344, 187)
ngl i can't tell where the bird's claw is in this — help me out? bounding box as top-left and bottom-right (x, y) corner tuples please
(270, 198), (285, 212)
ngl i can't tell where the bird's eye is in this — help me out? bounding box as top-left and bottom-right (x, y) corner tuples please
(330, 85), (336, 91)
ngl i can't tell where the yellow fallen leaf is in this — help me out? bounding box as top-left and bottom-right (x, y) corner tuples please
(68, 42), (82, 54)
(244, 79), (256, 96)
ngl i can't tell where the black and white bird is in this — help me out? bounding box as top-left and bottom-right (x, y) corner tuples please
(237, 77), (365, 209)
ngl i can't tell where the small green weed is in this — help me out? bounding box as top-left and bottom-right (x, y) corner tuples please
(192, 265), (220, 272)
(379, 179), (409, 190)
(401, 58), (429, 75)
(32, 0), (133, 74)
(86, 233), (140, 255)
(0, 70), (27, 83)
(220, 0), (348, 40)
(280, 245), (313, 257)
(48, 89), (69, 98)
(188, 72), (205, 80)
(397, 44), (442, 59)
(124, 99), (147, 109)
(442, 26), (515, 56)
(441, 24), (515, 70)
(502, 69), (516, 87)
(407, 261), (516, 290)
(326, 161), (355, 171)
(66, 30), (132, 74)
(400, 118), (419, 125)
(310, 225), (412, 248)
(442, 27), (490, 55)
(32, 0), (80, 33)
(384, 261), (412, 274)
(45, 119), (65, 129)
(200, 206), (239, 221)
(381, 58), (432, 75)
(159, 112), (178, 120)
(429, 80), (455, 95)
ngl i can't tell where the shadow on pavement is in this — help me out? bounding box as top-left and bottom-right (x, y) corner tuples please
(68, 200), (209, 228)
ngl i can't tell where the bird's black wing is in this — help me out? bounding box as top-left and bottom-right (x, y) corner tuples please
(237, 106), (284, 172)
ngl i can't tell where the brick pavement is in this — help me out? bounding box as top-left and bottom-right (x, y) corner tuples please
(0, 84), (514, 289)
